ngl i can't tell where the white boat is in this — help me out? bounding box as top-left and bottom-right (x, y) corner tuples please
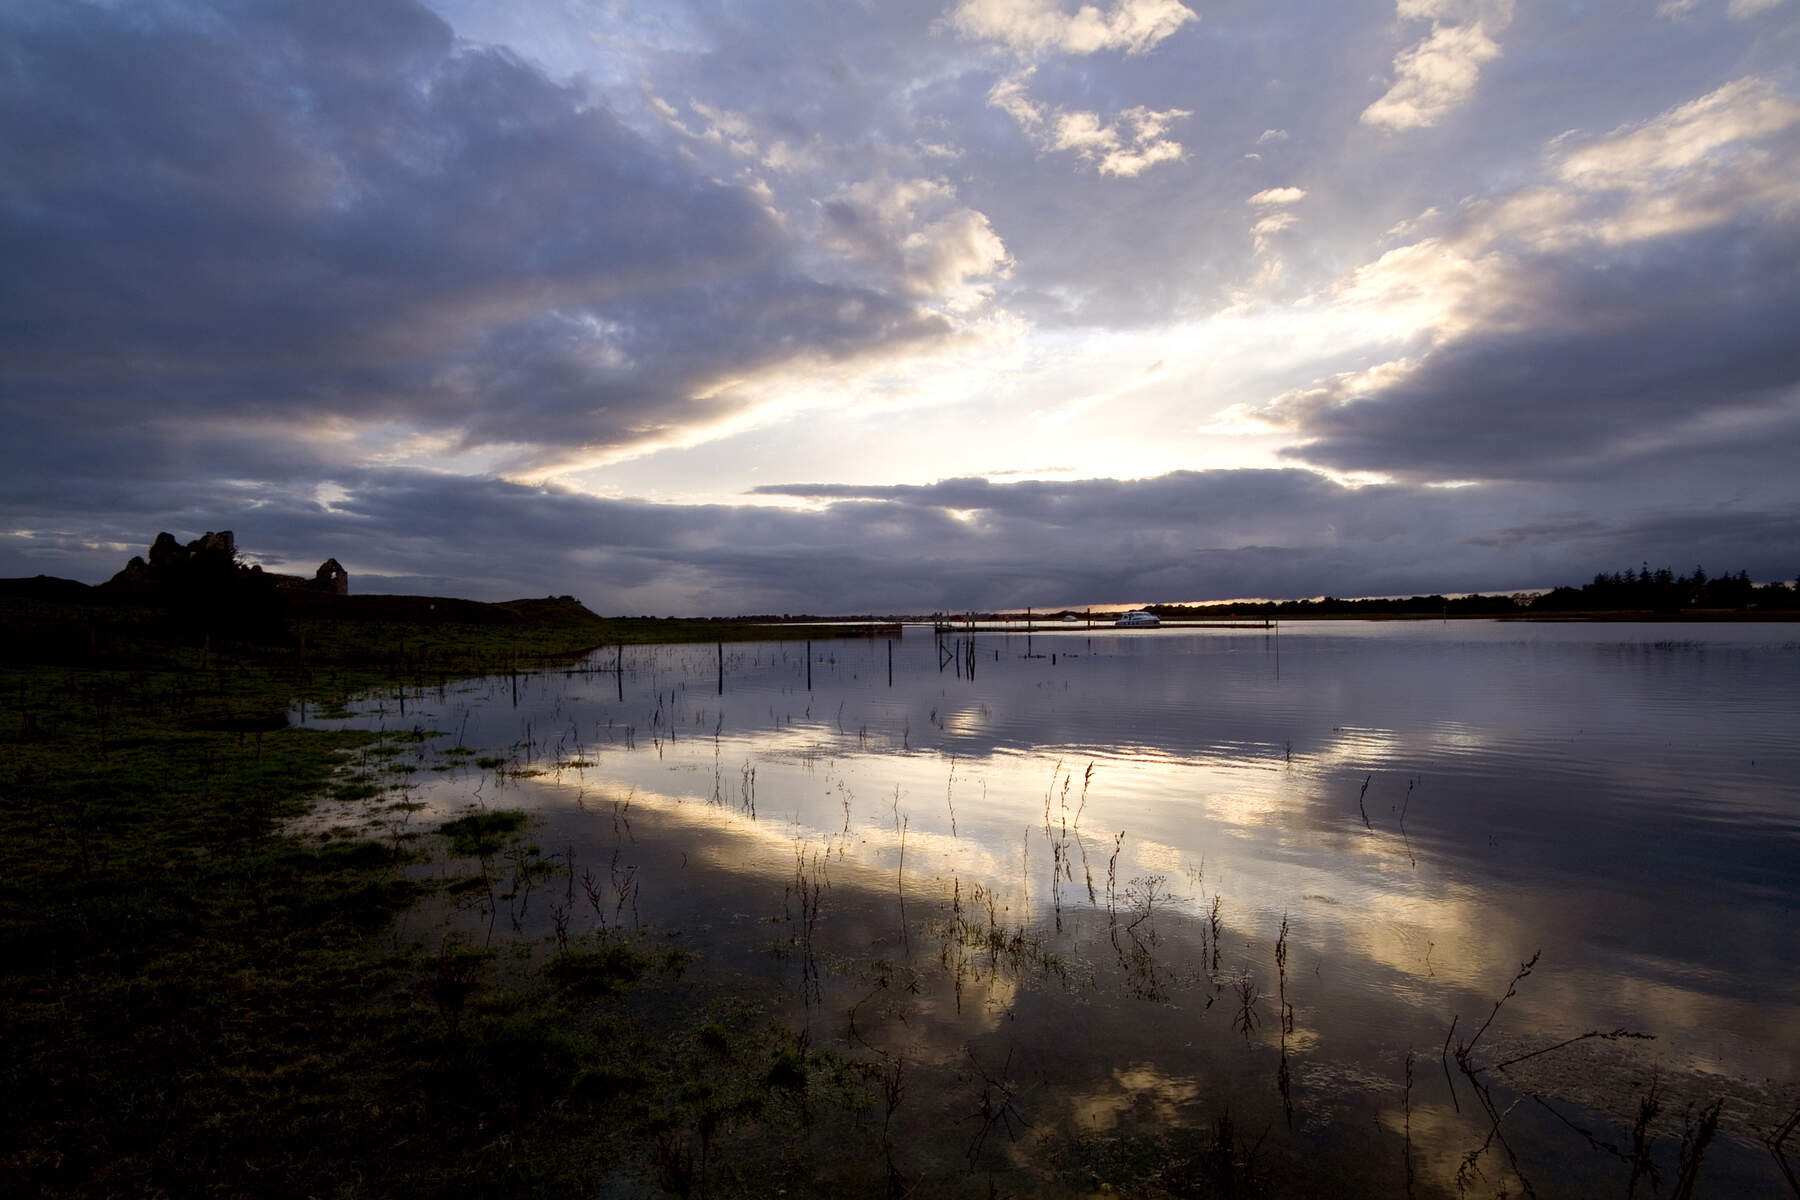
(1114, 610), (1160, 628)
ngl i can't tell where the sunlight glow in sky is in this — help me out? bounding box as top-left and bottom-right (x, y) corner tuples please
(2, 0), (1797, 611)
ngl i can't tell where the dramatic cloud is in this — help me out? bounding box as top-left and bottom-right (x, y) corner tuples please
(17, 459), (1799, 612)
(820, 178), (1012, 309)
(1258, 75), (1800, 485)
(0, 0), (981, 486)
(1554, 76), (1800, 197)
(1273, 235), (1800, 482)
(4, 0), (1797, 610)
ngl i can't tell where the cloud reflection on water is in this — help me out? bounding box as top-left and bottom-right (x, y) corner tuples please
(304, 621), (1800, 1188)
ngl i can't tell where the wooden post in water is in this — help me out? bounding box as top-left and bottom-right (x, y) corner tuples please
(616, 643), (624, 701)
(806, 641), (812, 691)
(717, 641), (723, 695)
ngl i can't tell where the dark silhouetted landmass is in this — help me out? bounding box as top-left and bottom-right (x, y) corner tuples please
(0, 534), (869, 677)
(1141, 565), (1798, 621)
(5, 545), (1796, 654)
(1529, 565), (1790, 614)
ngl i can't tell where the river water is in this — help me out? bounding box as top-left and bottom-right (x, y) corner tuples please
(301, 620), (1800, 1196)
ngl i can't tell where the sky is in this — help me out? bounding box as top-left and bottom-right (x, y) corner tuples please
(2, 0), (1797, 614)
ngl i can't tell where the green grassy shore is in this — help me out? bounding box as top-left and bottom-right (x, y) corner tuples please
(0, 588), (879, 1198)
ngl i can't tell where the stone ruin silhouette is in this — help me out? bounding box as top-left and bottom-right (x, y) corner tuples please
(106, 530), (348, 597)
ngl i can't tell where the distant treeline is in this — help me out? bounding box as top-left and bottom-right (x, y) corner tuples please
(1144, 566), (1799, 619)
(1530, 566), (1791, 613)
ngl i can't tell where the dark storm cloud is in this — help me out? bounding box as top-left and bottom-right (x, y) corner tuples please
(0, 0), (949, 472)
(306, 468), (1409, 611)
(1462, 499), (1800, 570)
(1277, 217), (1800, 484)
(11, 462), (1799, 613)
(374, 470), (1800, 608)
(1592, 505), (1800, 578)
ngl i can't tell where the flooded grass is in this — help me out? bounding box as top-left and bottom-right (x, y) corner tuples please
(6, 608), (1799, 1196)
(0, 603), (900, 1198)
(436, 808), (531, 857)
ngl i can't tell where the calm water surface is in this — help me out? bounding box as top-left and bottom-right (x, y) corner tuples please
(302, 620), (1800, 1196)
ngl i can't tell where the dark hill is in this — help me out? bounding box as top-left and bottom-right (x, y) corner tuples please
(276, 589), (606, 626)
(0, 575), (94, 601)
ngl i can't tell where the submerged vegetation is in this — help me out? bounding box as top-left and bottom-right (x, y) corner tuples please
(0, 589), (871, 1197)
